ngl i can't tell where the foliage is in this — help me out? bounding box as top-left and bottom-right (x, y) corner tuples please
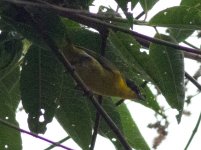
(0, 0), (200, 149)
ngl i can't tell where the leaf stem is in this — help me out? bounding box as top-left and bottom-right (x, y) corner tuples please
(185, 72), (201, 91)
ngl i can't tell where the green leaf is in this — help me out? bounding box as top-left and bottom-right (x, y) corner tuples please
(0, 67), (22, 150)
(65, 26), (163, 116)
(181, 0), (201, 9)
(55, 73), (92, 150)
(0, 4), (45, 47)
(91, 99), (125, 149)
(114, 0), (128, 12)
(87, 98), (149, 150)
(108, 31), (163, 116)
(149, 6), (201, 30)
(149, 34), (185, 122)
(139, 0), (158, 12)
(109, 32), (185, 121)
(114, 0), (138, 13)
(131, 0), (139, 9)
(107, 100), (149, 150)
(20, 45), (63, 133)
(25, 9), (67, 47)
(0, 4), (67, 48)
(150, 6), (201, 42)
(113, 0), (137, 24)
(167, 28), (194, 43)
(64, 24), (150, 149)
(116, 103), (149, 150)
(0, 32), (22, 78)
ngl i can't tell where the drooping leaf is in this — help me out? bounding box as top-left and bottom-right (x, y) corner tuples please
(55, 73), (92, 150)
(150, 6), (201, 42)
(131, 0), (139, 10)
(149, 6), (201, 30)
(63, 25), (150, 149)
(114, 0), (139, 13)
(0, 31), (22, 147)
(108, 31), (163, 116)
(0, 35), (23, 150)
(0, 4), (68, 49)
(181, 0), (201, 9)
(109, 31), (185, 121)
(149, 34), (185, 122)
(139, 0), (158, 12)
(114, 0), (128, 12)
(116, 102), (149, 150)
(24, 9), (67, 47)
(0, 32), (22, 78)
(100, 99), (149, 150)
(65, 27), (163, 116)
(0, 4), (45, 46)
(20, 45), (63, 133)
(0, 67), (22, 150)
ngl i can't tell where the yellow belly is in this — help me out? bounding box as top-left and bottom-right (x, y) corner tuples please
(74, 59), (136, 99)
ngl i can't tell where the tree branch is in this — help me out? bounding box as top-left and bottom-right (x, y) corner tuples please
(184, 52), (201, 62)
(90, 31), (108, 150)
(31, 17), (132, 150)
(4, 0), (201, 56)
(73, 14), (201, 55)
(0, 118), (73, 150)
(90, 96), (102, 150)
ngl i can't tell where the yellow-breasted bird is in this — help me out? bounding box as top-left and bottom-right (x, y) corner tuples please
(61, 42), (144, 100)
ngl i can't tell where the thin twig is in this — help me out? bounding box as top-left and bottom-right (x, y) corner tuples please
(115, 99), (125, 106)
(73, 14), (201, 55)
(184, 112), (201, 150)
(183, 41), (200, 50)
(0, 118), (73, 150)
(193, 66), (201, 80)
(90, 96), (103, 150)
(31, 18), (132, 150)
(90, 30), (108, 150)
(3, 0), (201, 55)
(185, 72), (201, 91)
(135, 11), (145, 20)
(44, 136), (70, 150)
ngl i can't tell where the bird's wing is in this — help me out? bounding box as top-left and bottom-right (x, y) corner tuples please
(75, 45), (120, 74)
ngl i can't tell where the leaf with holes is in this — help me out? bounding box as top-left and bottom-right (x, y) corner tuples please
(20, 45), (63, 133)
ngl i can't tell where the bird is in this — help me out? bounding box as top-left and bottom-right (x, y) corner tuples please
(61, 42), (144, 100)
